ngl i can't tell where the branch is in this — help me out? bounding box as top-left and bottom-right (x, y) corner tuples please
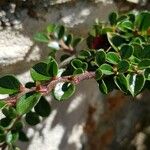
(4, 71), (95, 106)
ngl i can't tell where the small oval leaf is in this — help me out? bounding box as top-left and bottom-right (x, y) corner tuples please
(16, 92), (41, 115)
(0, 75), (21, 94)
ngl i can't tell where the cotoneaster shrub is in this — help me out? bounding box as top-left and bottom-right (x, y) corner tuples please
(0, 11), (149, 149)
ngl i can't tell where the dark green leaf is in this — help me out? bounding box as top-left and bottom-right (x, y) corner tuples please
(71, 59), (82, 69)
(0, 75), (20, 94)
(19, 130), (29, 142)
(25, 112), (40, 126)
(107, 33), (126, 51)
(106, 52), (120, 64)
(71, 59), (87, 71)
(78, 50), (91, 60)
(0, 118), (12, 127)
(95, 68), (103, 81)
(0, 101), (7, 110)
(73, 68), (84, 75)
(99, 64), (114, 75)
(2, 107), (17, 119)
(98, 80), (108, 94)
(144, 68), (150, 80)
(135, 11), (150, 31)
(65, 34), (73, 45)
(53, 83), (75, 101)
(109, 12), (117, 26)
(0, 126), (5, 142)
(138, 59), (150, 69)
(72, 37), (83, 47)
(117, 60), (129, 73)
(127, 74), (145, 96)
(31, 58), (58, 81)
(47, 59), (58, 77)
(13, 122), (23, 131)
(114, 74), (128, 93)
(25, 82), (36, 88)
(55, 25), (65, 39)
(143, 44), (150, 59)
(120, 44), (133, 59)
(30, 62), (51, 81)
(16, 92), (41, 115)
(132, 43), (143, 59)
(34, 32), (49, 43)
(34, 96), (51, 117)
(95, 50), (106, 66)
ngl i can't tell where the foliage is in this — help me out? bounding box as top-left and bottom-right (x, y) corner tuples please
(0, 11), (149, 149)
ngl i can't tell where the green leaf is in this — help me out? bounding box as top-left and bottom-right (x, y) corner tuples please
(120, 44), (133, 59)
(31, 58), (58, 81)
(95, 50), (106, 66)
(72, 37), (83, 47)
(0, 75), (21, 94)
(114, 74), (128, 93)
(6, 131), (19, 144)
(47, 24), (56, 33)
(34, 96), (51, 117)
(127, 74), (145, 96)
(135, 11), (150, 31)
(55, 25), (65, 39)
(65, 34), (73, 45)
(78, 50), (91, 60)
(13, 122), (23, 131)
(117, 60), (129, 73)
(107, 33), (126, 51)
(47, 59), (58, 77)
(0, 126), (5, 142)
(34, 32), (49, 43)
(0, 126), (4, 135)
(143, 44), (150, 59)
(16, 92), (41, 115)
(73, 68), (84, 75)
(53, 83), (75, 101)
(95, 68), (103, 81)
(0, 101), (7, 110)
(31, 62), (51, 81)
(71, 59), (87, 71)
(101, 27), (113, 34)
(25, 112), (40, 126)
(106, 52), (120, 64)
(25, 82), (36, 88)
(109, 12), (117, 26)
(144, 68), (150, 80)
(2, 107), (17, 119)
(19, 130), (29, 142)
(0, 118), (12, 127)
(98, 80), (108, 94)
(71, 59), (82, 69)
(138, 59), (150, 69)
(132, 43), (143, 59)
(117, 20), (134, 32)
(99, 64), (114, 75)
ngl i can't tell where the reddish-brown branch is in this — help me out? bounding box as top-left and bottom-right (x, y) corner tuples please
(3, 71), (95, 106)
